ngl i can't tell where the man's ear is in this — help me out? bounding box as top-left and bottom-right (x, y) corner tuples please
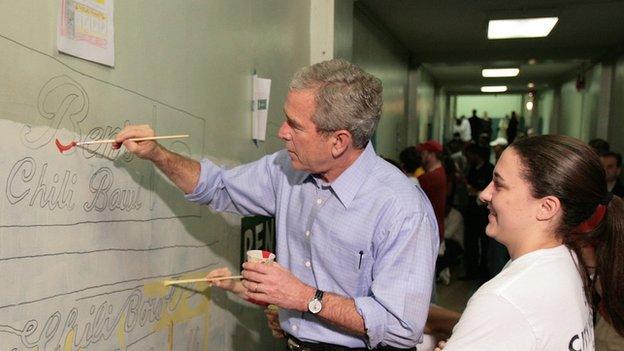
(331, 129), (353, 158)
(536, 195), (561, 222)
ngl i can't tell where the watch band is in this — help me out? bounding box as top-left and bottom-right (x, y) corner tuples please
(314, 289), (324, 302)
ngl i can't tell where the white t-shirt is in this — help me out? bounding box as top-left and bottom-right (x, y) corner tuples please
(444, 245), (594, 351)
(452, 118), (472, 142)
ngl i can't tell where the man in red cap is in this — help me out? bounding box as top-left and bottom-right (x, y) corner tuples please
(417, 140), (446, 247)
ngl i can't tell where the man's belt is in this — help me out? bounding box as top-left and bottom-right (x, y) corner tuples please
(285, 334), (417, 351)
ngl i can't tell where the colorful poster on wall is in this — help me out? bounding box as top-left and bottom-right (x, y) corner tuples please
(57, 0), (115, 66)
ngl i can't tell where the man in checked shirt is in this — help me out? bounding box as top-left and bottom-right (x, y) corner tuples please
(115, 59), (438, 350)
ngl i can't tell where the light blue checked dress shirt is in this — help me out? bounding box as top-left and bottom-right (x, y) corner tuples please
(186, 143), (438, 348)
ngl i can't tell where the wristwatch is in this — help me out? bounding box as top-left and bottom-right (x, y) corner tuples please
(307, 289), (324, 314)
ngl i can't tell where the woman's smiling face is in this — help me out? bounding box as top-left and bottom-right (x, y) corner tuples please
(479, 148), (544, 248)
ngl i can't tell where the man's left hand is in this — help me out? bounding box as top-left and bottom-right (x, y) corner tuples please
(242, 262), (315, 311)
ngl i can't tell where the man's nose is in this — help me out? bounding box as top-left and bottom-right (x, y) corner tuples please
(278, 121), (291, 140)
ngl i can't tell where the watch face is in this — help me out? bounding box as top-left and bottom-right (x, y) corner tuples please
(308, 299), (322, 314)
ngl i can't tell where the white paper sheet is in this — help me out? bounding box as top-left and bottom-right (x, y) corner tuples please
(252, 74), (271, 141)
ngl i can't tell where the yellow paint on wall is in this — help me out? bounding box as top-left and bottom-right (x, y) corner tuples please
(117, 313), (127, 351)
(143, 273), (212, 350)
(63, 329), (75, 351)
(63, 329), (85, 351)
(108, 274), (213, 349)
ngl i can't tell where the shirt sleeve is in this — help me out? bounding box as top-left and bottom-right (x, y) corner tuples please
(354, 211), (439, 348)
(444, 293), (537, 351)
(184, 153), (281, 217)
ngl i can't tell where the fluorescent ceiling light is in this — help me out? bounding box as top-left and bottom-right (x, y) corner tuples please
(482, 68), (520, 77)
(481, 86), (508, 93)
(488, 17), (559, 39)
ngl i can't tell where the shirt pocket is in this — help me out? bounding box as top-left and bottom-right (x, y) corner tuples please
(320, 240), (369, 296)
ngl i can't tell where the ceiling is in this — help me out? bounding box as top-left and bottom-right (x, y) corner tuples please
(358, 0), (624, 94)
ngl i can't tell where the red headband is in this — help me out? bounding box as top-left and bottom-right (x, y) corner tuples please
(577, 204), (607, 233)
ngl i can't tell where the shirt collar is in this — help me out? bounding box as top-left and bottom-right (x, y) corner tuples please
(329, 142), (377, 208)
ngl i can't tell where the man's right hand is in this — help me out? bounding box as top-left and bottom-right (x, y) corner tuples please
(115, 124), (162, 161)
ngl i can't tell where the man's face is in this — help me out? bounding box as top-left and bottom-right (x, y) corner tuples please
(420, 150), (432, 168)
(600, 155), (621, 183)
(278, 89), (334, 173)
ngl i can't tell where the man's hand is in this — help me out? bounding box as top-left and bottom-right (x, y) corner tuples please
(206, 267), (247, 299)
(241, 262), (315, 311)
(114, 124), (162, 161)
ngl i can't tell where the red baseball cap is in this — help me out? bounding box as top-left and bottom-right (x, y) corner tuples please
(416, 140), (443, 153)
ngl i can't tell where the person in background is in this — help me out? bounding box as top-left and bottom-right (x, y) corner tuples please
(452, 116), (471, 143)
(600, 151), (624, 197)
(116, 59), (438, 350)
(489, 137), (508, 163)
(497, 114), (509, 140)
(507, 111), (519, 144)
(399, 146), (423, 187)
(439, 135), (624, 350)
(590, 138), (610, 156)
(468, 109), (482, 144)
(418, 140), (447, 246)
(436, 202), (464, 285)
(481, 111), (492, 140)
(462, 144), (494, 281)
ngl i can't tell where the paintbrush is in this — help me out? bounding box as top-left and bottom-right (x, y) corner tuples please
(163, 275), (243, 286)
(55, 134), (189, 153)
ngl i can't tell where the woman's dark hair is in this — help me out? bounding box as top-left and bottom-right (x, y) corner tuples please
(511, 135), (624, 336)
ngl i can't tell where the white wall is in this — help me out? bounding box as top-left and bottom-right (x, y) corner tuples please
(352, 5), (409, 159)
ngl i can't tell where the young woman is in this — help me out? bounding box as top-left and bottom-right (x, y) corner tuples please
(440, 135), (623, 350)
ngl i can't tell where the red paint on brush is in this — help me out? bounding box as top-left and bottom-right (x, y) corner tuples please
(55, 139), (77, 153)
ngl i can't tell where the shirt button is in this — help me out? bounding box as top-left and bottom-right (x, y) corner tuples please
(305, 230), (310, 237)
(292, 325), (298, 331)
(316, 198), (322, 205)
(305, 261), (311, 268)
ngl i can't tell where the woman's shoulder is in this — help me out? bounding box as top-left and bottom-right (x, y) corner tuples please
(477, 246), (582, 299)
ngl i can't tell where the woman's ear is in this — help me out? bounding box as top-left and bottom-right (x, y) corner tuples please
(537, 195), (561, 222)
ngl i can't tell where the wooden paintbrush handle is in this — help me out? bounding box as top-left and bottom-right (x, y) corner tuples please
(77, 134), (189, 146)
(163, 275), (243, 286)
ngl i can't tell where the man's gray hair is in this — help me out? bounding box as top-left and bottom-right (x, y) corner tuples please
(289, 59), (382, 149)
